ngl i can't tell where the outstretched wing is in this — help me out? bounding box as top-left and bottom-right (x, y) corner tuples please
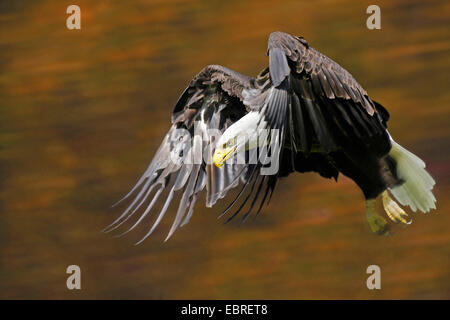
(266, 31), (391, 158)
(105, 65), (255, 243)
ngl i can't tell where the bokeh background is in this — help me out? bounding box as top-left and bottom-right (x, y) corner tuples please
(0, 0), (449, 299)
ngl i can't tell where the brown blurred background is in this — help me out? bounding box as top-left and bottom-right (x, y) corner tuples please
(0, 0), (449, 299)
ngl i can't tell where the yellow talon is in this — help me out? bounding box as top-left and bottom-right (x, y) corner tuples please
(365, 199), (391, 236)
(382, 191), (411, 224)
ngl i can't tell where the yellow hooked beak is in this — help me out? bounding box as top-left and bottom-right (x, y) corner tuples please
(213, 146), (237, 168)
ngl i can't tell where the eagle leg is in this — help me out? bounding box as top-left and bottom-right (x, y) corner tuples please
(365, 199), (390, 235)
(381, 191), (411, 225)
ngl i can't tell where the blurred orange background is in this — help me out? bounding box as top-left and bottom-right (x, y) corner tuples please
(0, 0), (449, 299)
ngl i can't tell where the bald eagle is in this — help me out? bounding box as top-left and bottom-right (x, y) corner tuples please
(105, 32), (436, 244)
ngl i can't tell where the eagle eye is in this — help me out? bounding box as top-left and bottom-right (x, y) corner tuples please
(226, 138), (236, 148)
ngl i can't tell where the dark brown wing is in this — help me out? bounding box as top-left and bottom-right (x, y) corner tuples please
(268, 31), (374, 114)
(106, 65), (254, 243)
(172, 64), (252, 124)
(266, 31), (390, 156)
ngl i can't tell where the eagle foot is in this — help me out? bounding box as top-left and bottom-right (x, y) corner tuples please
(365, 199), (391, 236)
(382, 191), (411, 225)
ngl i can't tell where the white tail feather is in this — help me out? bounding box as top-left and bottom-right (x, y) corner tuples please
(388, 140), (436, 213)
